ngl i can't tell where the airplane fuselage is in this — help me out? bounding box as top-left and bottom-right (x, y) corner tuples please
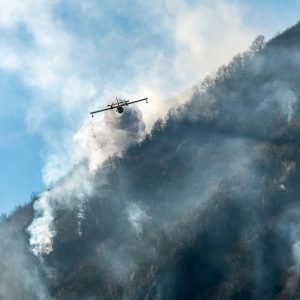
(117, 106), (124, 113)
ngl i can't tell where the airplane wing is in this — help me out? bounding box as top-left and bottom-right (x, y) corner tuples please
(125, 98), (148, 106)
(90, 98), (148, 116)
(90, 106), (113, 116)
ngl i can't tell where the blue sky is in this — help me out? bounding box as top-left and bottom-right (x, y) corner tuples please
(0, 0), (299, 214)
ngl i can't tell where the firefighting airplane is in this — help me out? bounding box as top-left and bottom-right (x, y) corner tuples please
(90, 97), (148, 117)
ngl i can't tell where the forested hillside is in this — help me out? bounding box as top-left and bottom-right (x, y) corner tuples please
(2, 22), (300, 300)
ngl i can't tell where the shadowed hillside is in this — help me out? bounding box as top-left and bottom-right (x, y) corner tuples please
(2, 22), (300, 300)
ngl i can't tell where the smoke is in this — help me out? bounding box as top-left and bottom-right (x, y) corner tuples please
(127, 202), (150, 236)
(2, 16), (300, 300)
(28, 107), (146, 256)
(28, 162), (94, 256)
(0, 209), (49, 299)
(22, 24), (300, 299)
(0, 0), (266, 196)
(42, 107), (146, 184)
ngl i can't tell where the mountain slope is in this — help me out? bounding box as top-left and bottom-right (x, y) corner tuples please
(2, 22), (300, 300)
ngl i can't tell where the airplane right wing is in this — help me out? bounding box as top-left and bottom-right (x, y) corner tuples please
(90, 106), (113, 117)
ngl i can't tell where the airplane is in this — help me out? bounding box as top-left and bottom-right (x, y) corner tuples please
(90, 97), (148, 117)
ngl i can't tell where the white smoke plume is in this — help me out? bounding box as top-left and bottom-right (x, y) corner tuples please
(28, 107), (146, 255)
(28, 163), (94, 255)
(127, 202), (150, 237)
(0, 0), (273, 258)
(0, 215), (49, 299)
(0, 0), (263, 182)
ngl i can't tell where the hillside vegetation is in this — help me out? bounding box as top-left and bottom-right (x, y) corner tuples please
(2, 22), (300, 300)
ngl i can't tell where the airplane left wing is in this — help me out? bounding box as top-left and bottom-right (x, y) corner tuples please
(126, 98), (148, 106)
